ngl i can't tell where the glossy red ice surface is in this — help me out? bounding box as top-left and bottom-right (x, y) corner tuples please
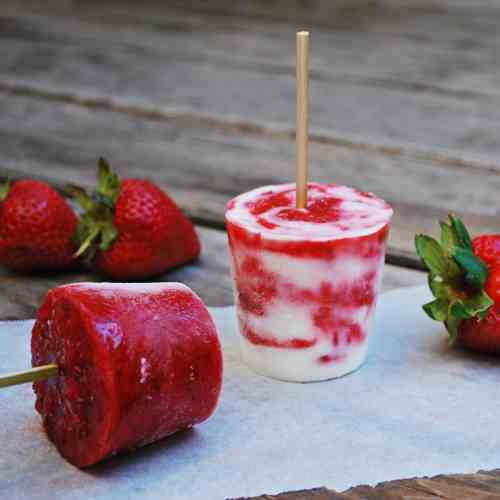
(31, 283), (222, 468)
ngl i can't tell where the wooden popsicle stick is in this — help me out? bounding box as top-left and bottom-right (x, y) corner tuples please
(295, 31), (310, 209)
(0, 364), (59, 388)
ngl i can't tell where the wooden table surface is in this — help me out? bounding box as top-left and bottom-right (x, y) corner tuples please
(1, 1), (498, 498)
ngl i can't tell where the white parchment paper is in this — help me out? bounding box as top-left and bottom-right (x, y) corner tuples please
(1, 285), (500, 500)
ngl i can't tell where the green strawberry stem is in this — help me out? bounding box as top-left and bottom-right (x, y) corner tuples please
(0, 178), (11, 203)
(66, 158), (121, 264)
(74, 226), (100, 258)
(415, 214), (493, 343)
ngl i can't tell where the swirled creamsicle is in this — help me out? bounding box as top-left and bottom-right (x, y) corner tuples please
(225, 183), (393, 382)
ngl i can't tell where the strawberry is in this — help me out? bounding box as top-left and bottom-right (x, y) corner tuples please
(459, 263), (500, 352)
(415, 215), (500, 354)
(459, 302), (500, 353)
(0, 179), (78, 271)
(485, 264), (500, 303)
(472, 235), (500, 267)
(69, 158), (200, 280)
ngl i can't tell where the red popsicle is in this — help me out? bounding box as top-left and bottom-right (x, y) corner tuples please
(31, 282), (223, 468)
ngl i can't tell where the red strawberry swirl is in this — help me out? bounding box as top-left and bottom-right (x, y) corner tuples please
(225, 183), (393, 382)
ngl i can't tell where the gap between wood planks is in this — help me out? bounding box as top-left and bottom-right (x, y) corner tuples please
(3, 7), (500, 105)
(0, 80), (498, 176)
(166, 0), (500, 22)
(2, 4), (500, 166)
(0, 79), (496, 271)
(2, 3), (500, 167)
(13, 0), (500, 33)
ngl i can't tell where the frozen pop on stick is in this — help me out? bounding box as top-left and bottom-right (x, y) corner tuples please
(226, 184), (392, 382)
(224, 32), (393, 382)
(1, 282), (223, 467)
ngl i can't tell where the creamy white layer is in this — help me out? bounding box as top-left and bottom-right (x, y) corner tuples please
(241, 299), (317, 343)
(231, 249), (384, 380)
(225, 183), (393, 240)
(240, 335), (369, 382)
(260, 249), (381, 289)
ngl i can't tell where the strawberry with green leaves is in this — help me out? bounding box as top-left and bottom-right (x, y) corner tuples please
(0, 179), (79, 271)
(69, 159), (200, 280)
(415, 215), (500, 353)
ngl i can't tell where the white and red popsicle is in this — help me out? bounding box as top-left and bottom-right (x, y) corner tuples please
(31, 282), (223, 467)
(225, 182), (393, 382)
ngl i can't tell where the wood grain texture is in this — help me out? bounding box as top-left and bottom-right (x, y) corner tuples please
(235, 469), (500, 499)
(0, 92), (498, 269)
(0, 226), (231, 320)
(0, 224), (424, 320)
(1, 3), (500, 165)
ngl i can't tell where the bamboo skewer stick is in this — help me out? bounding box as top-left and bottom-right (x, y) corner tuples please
(0, 364), (59, 388)
(295, 31), (310, 209)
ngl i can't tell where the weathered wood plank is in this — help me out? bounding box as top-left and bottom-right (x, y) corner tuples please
(237, 469), (500, 499)
(1, 4), (500, 163)
(9, 0), (500, 32)
(0, 92), (498, 269)
(0, 226), (233, 319)
(162, 0), (500, 19)
(0, 223), (424, 320)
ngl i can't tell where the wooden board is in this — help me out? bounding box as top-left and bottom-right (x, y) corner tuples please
(0, 92), (499, 271)
(0, 226), (232, 320)
(0, 224), (424, 320)
(238, 468), (500, 499)
(2, 2), (500, 164)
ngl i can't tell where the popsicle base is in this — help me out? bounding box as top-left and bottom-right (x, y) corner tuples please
(239, 337), (368, 383)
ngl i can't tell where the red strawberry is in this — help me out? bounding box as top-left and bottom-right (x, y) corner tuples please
(459, 306), (500, 353)
(485, 264), (500, 303)
(0, 179), (78, 271)
(459, 264), (500, 353)
(70, 158), (200, 280)
(472, 234), (500, 267)
(416, 215), (500, 354)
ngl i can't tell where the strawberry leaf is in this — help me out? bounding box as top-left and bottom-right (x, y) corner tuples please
(428, 274), (449, 299)
(97, 158), (120, 205)
(439, 220), (460, 253)
(415, 235), (448, 276)
(449, 214), (473, 250)
(94, 192), (115, 210)
(423, 298), (449, 321)
(452, 247), (489, 289)
(0, 178), (11, 203)
(66, 184), (95, 212)
(416, 214), (494, 347)
(450, 300), (474, 321)
(74, 217), (101, 261)
(99, 220), (118, 251)
(446, 314), (461, 344)
(462, 290), (494, 317)
(71, 159), (121, 264)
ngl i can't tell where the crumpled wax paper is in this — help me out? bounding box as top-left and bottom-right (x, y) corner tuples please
(1, 285), (499, 500)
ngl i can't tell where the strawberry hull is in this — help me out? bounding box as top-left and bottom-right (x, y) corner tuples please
(225, 183), (393, 382)
(31, 282), (223, 467)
